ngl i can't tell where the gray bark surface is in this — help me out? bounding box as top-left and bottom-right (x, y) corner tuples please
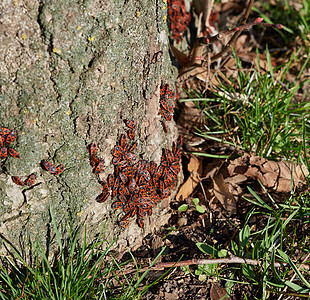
(0, 0), (178, 256)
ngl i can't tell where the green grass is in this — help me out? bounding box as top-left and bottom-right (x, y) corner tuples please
(252, 0), (310, 51)
(195, 185), (310, 299)
(182, 48), (310, 161)
(0, 207), (166, 299)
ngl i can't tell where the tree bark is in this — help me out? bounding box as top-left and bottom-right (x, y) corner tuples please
(0, 0), (178, 256)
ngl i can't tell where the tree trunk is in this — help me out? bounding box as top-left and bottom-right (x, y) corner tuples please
(0, 0), (179, 256)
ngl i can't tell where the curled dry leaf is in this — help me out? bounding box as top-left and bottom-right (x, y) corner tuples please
(228, 154), (309, 193)
(176, 155), (203, 201)
(210, 283), (231, 300)
(212, 172), (237, 216)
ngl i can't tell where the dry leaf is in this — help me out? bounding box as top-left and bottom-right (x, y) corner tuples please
(210, 283), (231, 300)
(228, 154), (309, 193)
(176, 155), (203, 201)
(213, 172), (237, 215)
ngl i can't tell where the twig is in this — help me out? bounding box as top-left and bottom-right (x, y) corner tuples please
(155, 256), (310, 271)
(209, 0), (254, 61)
(115, 254), (310, 277)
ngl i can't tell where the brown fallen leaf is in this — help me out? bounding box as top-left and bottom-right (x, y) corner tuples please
(210, 283), (231, 300)
(227, 154), (309, 193)
(176, 155), (203, 201)
(213, 172), (237, 215)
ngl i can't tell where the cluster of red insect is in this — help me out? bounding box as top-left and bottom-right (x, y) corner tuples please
(167, 0), (191, 43)
(42, 161), (64, 176)
(12, 174), (35, 187)
(89, 143), (105, 175)
(0, 126), (65, 186)
(90, 120), (182, 229)
(0, 127), (20, 160)
(159, 84), (178, 133)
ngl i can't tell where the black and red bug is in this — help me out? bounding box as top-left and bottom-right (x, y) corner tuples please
(116, 160), (128, 168)
(12, 176), (24, 186)
(89, 143), (97, 156)
(129, 142), (137, 152)
(128, 177), (136, 193)
(162, 110), (172, 121)
(124, 152), (136, 162)
(53, 164), (64, 175)
(0, 127), (11, 136)
(107, 174), (115, 188)
(137, 218), (144, 228)
(118, 184), (128, 196)
(119, 220), (130, 228)
(140, 170), (151, 181)
(112, 177), (120, 198)
(94, 161), (105, 175)
(125, 119), (135, 129)
(127, 129), (134, 140)
(119, 172), (128, 183)
(25, 174), (36, 187)
(112, 156), (121, 165)
(0, 135), (4, 147)
(159, 97), (170, 112)
(161, 121), (167, 133)
(96, 190), (109, 203)
(42, 161), (57, 174)
(118, 194), (127, 203)
(5, 131), (16, 145)
(0, 147), (8, 159)
(112, 201), (123, 210)
(100, 179), (109, 191)
(120, 134), (127, 149)
(111, 147), (122, 158)
(8, 148), (20, 158)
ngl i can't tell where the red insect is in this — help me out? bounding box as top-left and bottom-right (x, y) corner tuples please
(42, 161), (57, 174)
(129, 142), (137, 152)
(96, 190), (109, 203)
(118, 194), (127, 203)
(100, 179), (109, 191)
(112, 156), (121, 165)
(112, 201), (123, 210)
(94, 161), (105, 175)
(124, 152), (136, 162)
(116, 160), (128, 168)
(118, 185), (128, 196)
(119, 220), (130, 228)
(112, 177), (120, 198)
(8, 148), (20, 159)
(119, 172), (128, 183)
(89, 143), (97, 156)
(120, 134), (127, 149)
(5, 131), (16, 145)
(161, 121), (167, 133)
(137, 218), (144, 228)
(12, 176), (24, 186)
(162, 110), (172, 121)
(129, 177), (136, 193)
(25, 174), (36, 187)
(53, 164), (64, 175)
(125, 119), (135, 129)
(111, 148), (122, 158)
(0, 147), (8, 159)
(107, 174), (115, 188)
(127, 129), (134, 140)
(0, 127), (11, 136)
(0, 135), (4, 146)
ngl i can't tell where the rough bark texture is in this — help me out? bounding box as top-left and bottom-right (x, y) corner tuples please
(0, 0), (178, 256)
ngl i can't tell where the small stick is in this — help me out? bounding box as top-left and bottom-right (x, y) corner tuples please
(155, 256), (310, 271)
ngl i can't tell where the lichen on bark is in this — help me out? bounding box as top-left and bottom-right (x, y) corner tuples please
(0, 0), (179, 256)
